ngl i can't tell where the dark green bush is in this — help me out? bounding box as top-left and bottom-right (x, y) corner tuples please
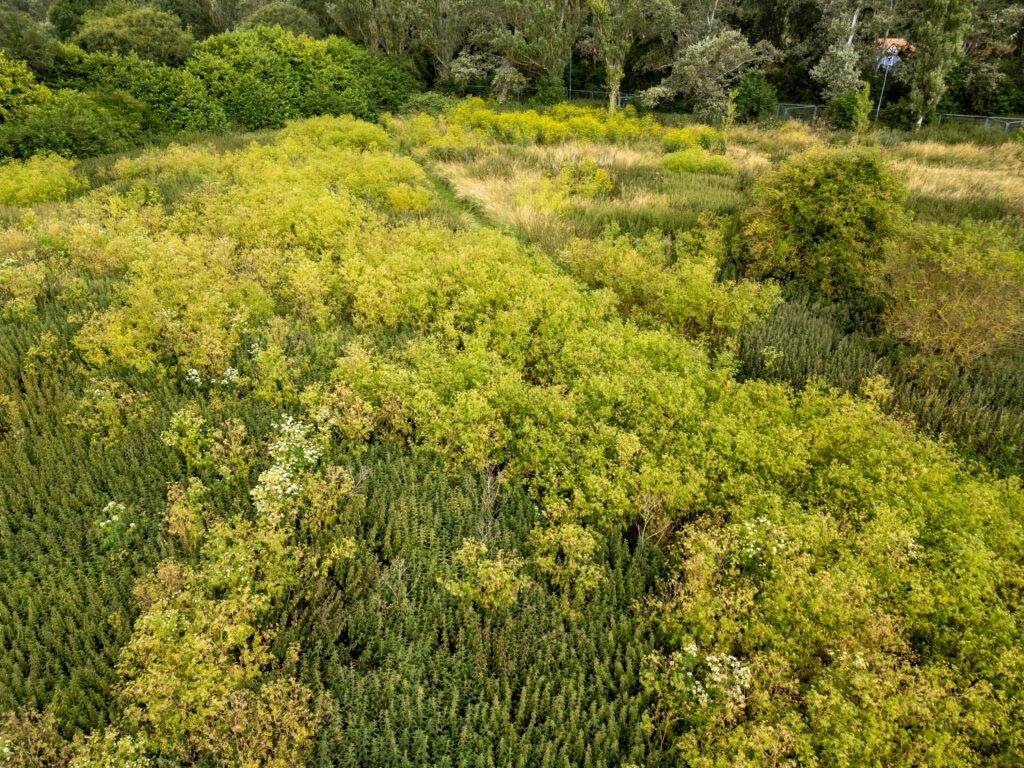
(0, 88), (141, 157)
(734, 72), (777, 122)
(824, 81), (871, 131)
(532, 74), (565, 105)
(54, 46), (227, 133)
(0, 6), (57, 74)
(186, 27), (418, 129)
(72, 6), (194, 66)
(47, 0), (100, 40)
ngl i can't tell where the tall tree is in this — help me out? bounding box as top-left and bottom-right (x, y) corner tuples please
(585, 0), (674, 111)
(326, 0), (413, 55)
(411, 0), (478, 80)
(484, 0), (586, 91)
(642, 28), (774, 122)
(908, 0), (976, 125)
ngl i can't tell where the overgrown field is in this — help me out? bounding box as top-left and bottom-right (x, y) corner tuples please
(1, 101), (1022, 767)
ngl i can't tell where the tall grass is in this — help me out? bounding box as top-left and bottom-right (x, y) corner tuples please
(738, 298), (1024, 474)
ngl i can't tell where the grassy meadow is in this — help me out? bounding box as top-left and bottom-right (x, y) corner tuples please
(0, 100), (1022, 767)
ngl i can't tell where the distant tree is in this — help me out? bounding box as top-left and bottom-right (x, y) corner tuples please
(642, 29), (774, 123)
(325, 0), (414, 55)
(583, 0), (674, 112)
(48, 0), (102, 40)
(73, 6), (194, 65)
(157, 0), (266, 36)
(410, 0), (477, 81)
(483, 0), (587, 97)
(908, 0), (976, 126)
(240, 1), (324, 36)
(0, 7), (56, 74)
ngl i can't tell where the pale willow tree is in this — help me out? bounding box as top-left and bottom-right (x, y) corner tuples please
(485, 0), (586, 97)
(675, 0), (738, 43)
(810, 0), (876, 99)
(585, 0), (674, 112)
(327, 0), (413, 55)
(909, 0), (976, 126)
(411, 0), (477, 80)
(642, 29), (774, 123)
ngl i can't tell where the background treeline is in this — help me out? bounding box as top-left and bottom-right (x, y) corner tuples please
(2, 0), (1024, 160)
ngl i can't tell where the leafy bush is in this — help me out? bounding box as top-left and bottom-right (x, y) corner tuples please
(54, 46), (227, 134)
(186, 27), (417, 129)
(661, 149), (735, 175)
(662, 124), (727, 154)
(47, 0), (97, 40)
(734, 72), (778, 122)
(879, 222), (1024, 362)
(557, 157), (614, 198)
(0, 50), (49, 123)
(532, 73), (565, 105)
(824, 81), (871, 132)
(0, 152), (85, 204)
(560, 220), (780, 336)
(240, 2), (323, 38)
(72, 6), (193, 66)
(743, 146), (906, 302)
(0, 88), (140, 158)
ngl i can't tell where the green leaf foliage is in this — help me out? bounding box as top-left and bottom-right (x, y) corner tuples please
(185, 27), (418, 129)
(742, 146), (906, 302)
(0, 50), (49, 123)
(72, 6), (194, 67)
(0, 105), (1021, 768)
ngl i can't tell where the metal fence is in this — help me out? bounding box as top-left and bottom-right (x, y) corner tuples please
(936, 113), (1024, 132)
(777, 103), (822, 119)
(777, 103), (1024, 132)
(465, 84), (636, 106)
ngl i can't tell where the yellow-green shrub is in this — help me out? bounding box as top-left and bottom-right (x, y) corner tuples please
(558, 157), (614, 198)
(436, 97), (661, 147)
(879, 222), (1024, 361)
(661, 149), (735, 175)
(0, 154), (86, 205)
(662, 124), (727, 154)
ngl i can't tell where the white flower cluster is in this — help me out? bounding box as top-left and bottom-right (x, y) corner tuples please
(731, 515), (787, 573)
(827, 648), (869, 670)
(704, 652), (753, 704)
(673, 644), (753, 708)
(268, 414), (323, 470)
(97, 501), (134, 530)
(250, 416), (322, 517)
(218, 367), (239, 385)
(185, 368), (203, 386)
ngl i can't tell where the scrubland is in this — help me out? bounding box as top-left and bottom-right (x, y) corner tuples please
(0, 100), (1022, 767)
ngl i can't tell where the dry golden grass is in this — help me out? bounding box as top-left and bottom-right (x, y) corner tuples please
(891, 140), (1020, 170)
(439, 160), (572, 250)
(894, 159), (1024, 217)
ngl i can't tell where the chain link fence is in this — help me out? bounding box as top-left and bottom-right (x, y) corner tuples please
(777, 103), (1024, 132)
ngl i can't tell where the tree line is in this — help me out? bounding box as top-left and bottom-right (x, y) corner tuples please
(2, 0), (1024, 127)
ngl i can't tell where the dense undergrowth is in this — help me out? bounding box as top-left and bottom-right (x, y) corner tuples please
(0, 103), (1022, 766)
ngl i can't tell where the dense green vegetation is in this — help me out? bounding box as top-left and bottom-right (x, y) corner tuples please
(0, 94), (1022, 766)
(1, 1), (1023, 765)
